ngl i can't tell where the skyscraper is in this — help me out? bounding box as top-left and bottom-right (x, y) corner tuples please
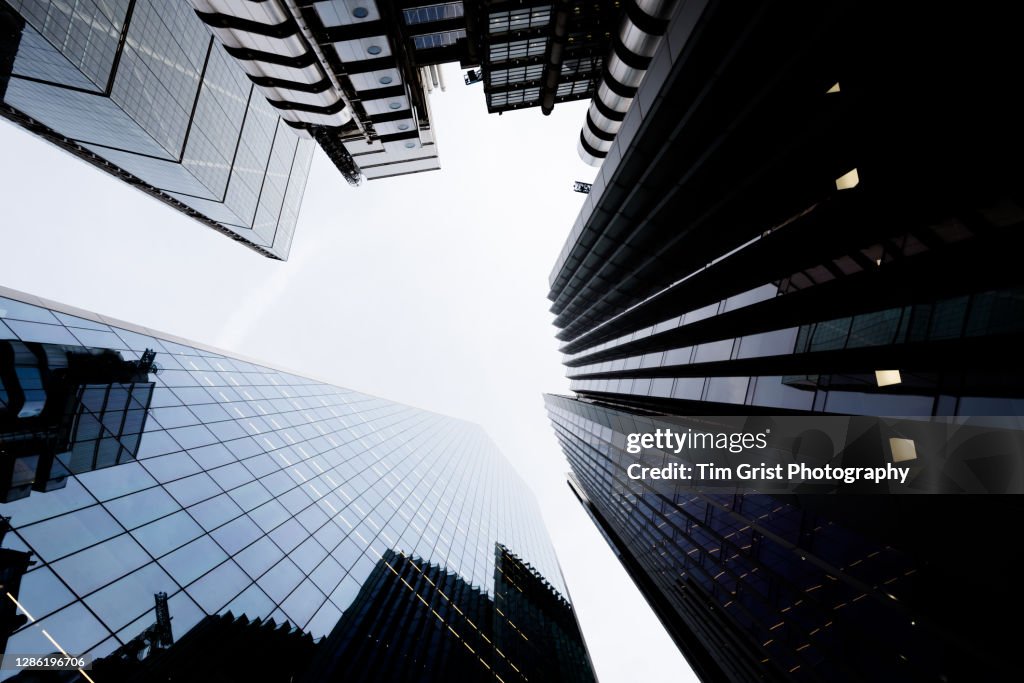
(550, 0), (1024, 420)
(0, 0), (316, 260)
(545, 397), (1023, 680)
(0, 285), (594, 681)
(188, 0), (448, 183)
(546, 1), (1023, 680)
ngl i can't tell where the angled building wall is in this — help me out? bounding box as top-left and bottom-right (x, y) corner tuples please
(0, 285), (591, 681)
(0, 0), (315, 259)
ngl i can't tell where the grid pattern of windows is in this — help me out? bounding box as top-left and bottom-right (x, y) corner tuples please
(556, 79), (592, 97)
(0, 293), (566, 674)
(403, 2), (464, 26)
(1, 1), (314, 259)
(488, 64), (544, 87)
(561, 56), (602, 76)
(546, 395), (1023, 680)
(489, 87), (540, 108)
(488, 38), (547, 63)
(487, 7), (552, 34)
(412, 29), (467, 50)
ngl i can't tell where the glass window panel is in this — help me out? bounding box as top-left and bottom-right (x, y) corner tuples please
(187, 442), (235, 469)
(52, 312), (110, 332)
(750, 376), (816, 411)
(84, 563), (177, 632)
(14, 566), (76, 621)
(136, 429), (183, 459)
(166, 424), (218, 450)
(131, 511), (204, 558)
(694, 338), (734, 364)
(69, 328), (124, 349)
(51, 534), (150, 596)
(166, 590), (205, 643)
(329, 573), (360, 611)
(188, 402), (232, 423)
(0, 297), (60, 323)
(257, 557), (304, 603)
(305, 600), (342, 638)
(296, 504), (329, 534)
(156, 370), (200, 387)
(141, 451), (202, 483)
(170, 386), (215, 405)
(149, 387), (183, 408)
(160, 536), (228, 586)
(249, 499), (290, 532)
(0, 476), (94, 525)
(290, 537), (328, 574)
(309, 555), (343, 595)
(4, 319), (79, 345)
(151, 405), (201, 429)
(260, 470), (294, 497)
(672, 377), (705, 400)
(78, 461), (157, 500)
(8, 602), (107, 656)
(227, 480), (272, 512)
(278, 487), (312, 514)
(165, 472), (221, 507)
(235, 536), (284, 580)
(188, 494), (243, 531)
(104, 486), (180, 530)
(185, 559), (248, 613)
(280, 579), (325, 629)
(208, 419), (248, 441)
(223, 583), (275, 622)
(312, 519), (345, 552)
(19, 504), (122, 562)
(240, 452), (277, 479)
(268, 518), (305, 553)
(208, 462), (253, 490)
(210, 514), (263, 555)
(333, 536), (363, 570)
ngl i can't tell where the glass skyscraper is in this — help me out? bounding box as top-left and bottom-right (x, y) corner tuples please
(545, 1), (1022, 680)
(0, 285), (593, 681)
(0, 0), (314, 259)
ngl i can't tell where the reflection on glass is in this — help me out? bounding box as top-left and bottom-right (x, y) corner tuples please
(0, 292), (586, 680)
(0, 342), (156, 502)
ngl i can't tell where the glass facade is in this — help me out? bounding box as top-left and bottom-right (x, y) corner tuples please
(547, 1), (1024, 419)
(469, 0), (620, 114)
(0, 287), (588, 681)
(546, 3), (1023, 681)
(545, 395), (1022, 681)
(0, 0), (314, 260)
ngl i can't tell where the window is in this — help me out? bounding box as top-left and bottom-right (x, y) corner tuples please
(489, 87), (541, 107)
(488, 6), (552, 34)
(488, 64), (543, 86)
(488, 39), (547, 63)
(413, 29), (467, 49)
(403, 2), (464, 25)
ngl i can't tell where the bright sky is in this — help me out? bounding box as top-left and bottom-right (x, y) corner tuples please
(0, 63), (695, 683)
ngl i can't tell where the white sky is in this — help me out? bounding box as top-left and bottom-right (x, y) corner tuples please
(0, 63), (695, 683)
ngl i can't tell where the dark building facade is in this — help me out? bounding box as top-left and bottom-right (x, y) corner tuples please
(546, 1), (1024, 680)
(299, 545), (594, 683)
(459, 0), (622, 115)
(545, 397), (1023, 681)
(550, 0), (1024, 418)
(0, 0), (315, 259)
(0, 286), (593, 682)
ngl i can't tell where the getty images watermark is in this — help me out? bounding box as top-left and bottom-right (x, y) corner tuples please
(624, 427), (910, 485)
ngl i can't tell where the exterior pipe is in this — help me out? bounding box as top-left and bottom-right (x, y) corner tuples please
(578, 0), (677, 165)
(541, 0), (572, 115)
